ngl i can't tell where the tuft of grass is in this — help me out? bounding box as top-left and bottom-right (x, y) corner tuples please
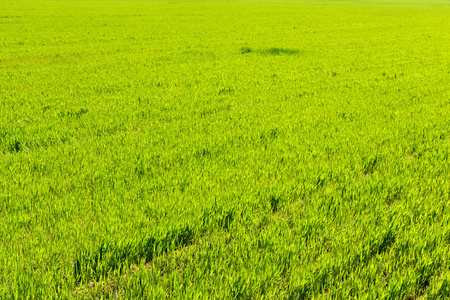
(240, 47), (301, 56)
(240, 47), (252, 54)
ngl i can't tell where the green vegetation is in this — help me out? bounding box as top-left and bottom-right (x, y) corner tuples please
(1, 0), (450, 298)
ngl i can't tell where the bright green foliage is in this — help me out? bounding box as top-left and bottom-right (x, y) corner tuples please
(1, 0), (450, 298)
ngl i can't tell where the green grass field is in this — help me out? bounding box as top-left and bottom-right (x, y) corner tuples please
(1, 0), (450, 298)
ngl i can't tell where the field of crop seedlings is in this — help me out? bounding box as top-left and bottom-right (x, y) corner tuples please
(1, 0), (450, 298)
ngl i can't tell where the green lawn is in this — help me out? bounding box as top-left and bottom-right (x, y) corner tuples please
(1, 0), (450, 298)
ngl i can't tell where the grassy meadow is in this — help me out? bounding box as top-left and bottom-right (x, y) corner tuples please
(1, 0), (450, 298)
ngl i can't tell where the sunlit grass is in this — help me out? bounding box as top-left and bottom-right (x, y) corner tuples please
(0, 0), (449, 298)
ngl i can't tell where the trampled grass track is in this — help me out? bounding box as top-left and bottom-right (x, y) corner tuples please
(1, 0), (450, 298)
